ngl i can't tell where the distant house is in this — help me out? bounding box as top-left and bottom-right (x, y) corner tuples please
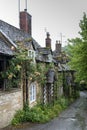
(53, 40), (76, 97)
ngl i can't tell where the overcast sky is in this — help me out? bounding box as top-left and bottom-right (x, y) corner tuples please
(0, 0), (87, 50)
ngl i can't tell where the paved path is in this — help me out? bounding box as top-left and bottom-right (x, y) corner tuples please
(2, 91), (87, 130)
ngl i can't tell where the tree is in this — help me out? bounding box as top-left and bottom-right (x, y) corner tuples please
(67, 13), (87, 83)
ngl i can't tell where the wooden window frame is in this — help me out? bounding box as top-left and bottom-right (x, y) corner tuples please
(29, 82), (36, 103)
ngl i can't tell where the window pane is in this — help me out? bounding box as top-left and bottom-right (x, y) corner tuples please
(29, 83), (36, 103)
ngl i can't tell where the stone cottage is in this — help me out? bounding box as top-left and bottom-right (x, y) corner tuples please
(0, 7), (76, 129)
(0, 9), (41, 128)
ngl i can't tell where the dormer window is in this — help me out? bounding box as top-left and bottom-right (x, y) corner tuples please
(28, 50), (35, 62)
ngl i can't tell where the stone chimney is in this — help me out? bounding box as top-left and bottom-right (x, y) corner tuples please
(55, 40), (61, 53)
(45, 32), (51, 49)
(20, 9), (32, 35)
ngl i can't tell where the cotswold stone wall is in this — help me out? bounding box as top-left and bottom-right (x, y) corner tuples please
(0, 89), (23, 128)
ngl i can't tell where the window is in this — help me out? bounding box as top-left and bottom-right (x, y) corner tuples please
(29, 82), (36, 103)
(47, 54), (52, 62)
(28, 50), (35, 63)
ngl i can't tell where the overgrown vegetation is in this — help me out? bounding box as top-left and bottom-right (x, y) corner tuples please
(11, 97), (70, 126)
(0, 41), (33, 89)
(0, 40), (55, 90)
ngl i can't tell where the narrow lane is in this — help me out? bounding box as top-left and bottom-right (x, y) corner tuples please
(28, 91), (87, 130)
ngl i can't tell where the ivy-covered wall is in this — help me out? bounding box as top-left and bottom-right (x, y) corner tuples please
(54, 72), (63, 99)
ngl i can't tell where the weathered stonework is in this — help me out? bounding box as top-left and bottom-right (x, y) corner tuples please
(0, 89), (23, 128)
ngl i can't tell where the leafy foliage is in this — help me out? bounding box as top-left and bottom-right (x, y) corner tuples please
(11, 97), (69, 126)
(0, 41), (36, 89)
(0, 40), (56, 89)
(67, 13), (87, 83)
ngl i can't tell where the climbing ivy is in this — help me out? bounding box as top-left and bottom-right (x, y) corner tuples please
(1, 40), (55, 90)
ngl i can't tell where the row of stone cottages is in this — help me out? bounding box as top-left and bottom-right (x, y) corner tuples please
(0, 9), (75, 128)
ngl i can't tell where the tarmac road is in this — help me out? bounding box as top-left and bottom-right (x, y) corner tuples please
(2, 91), (87, 130)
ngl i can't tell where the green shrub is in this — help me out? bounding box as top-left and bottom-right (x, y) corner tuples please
(53, 104), (62, 115)
(11, 110), (25, 125)
(56, 97), (69, 109)
(12, 97), (70, 126)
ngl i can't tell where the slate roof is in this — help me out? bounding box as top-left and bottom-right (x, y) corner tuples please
(0, 20), (40, 55)
(0, 38), (13, 55)
(53, 48), (74, 72)
(0, 29), (17, 48)
(53, 50), (60, 57)
(37, 47), (52, 55)
(36, 47), (53, 63)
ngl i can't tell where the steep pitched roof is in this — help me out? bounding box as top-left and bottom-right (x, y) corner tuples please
(0, 29), (15, 55)
(0, 20), (40, 51)
(0, 38), (13, 55)
(36, 47), (53, 63)
(0, 29), (17, 48)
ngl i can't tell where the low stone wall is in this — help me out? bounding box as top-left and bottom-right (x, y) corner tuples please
(0, 89), (23, 128)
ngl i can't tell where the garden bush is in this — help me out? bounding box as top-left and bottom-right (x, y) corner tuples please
(11, 97), (70, 126)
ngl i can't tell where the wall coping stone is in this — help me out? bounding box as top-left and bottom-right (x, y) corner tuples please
(0, 88), (22, 96)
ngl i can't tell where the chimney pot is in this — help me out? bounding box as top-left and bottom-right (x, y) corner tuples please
(24, 9), (27, 12)
(47, 32), (50, 37)
(59, 40), (61, 44)
(56, 40), (58, 44)
(45, 32), (51, 49)
(55, 40), (61, 53)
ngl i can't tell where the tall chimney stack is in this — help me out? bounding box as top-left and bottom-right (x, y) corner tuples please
(45, 32), (51, 49)
(55, 40), (61, 53)
(20, 9), (32, 35)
